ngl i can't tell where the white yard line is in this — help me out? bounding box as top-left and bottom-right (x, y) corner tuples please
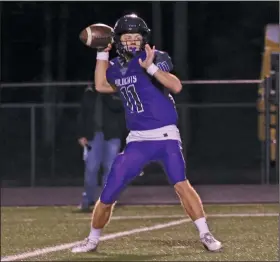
(113, 214), (183, 219)
(1, 212), (278, 261)
(17, 212), (278, 223)
(19, 214), (185, 222)
(207, 213), (278, 218)
(1, 218), (191, 262)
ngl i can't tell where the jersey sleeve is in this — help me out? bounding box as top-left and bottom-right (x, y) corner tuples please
(154, 51), (174, 72)
(106, 60), (117, 89)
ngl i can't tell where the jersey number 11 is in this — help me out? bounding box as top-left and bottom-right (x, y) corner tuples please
(120, 84), (144, 113)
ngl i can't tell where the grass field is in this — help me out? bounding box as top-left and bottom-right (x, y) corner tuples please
(1, 204), (279, 261)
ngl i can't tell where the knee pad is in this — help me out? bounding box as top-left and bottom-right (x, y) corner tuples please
(100, 155), (127, 204)
(100, 152), (141, 204)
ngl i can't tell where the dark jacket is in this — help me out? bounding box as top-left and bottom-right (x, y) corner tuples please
(77, 86), (126, 141)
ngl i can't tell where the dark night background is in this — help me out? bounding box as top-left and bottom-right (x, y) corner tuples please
(0, 1), (279, 186)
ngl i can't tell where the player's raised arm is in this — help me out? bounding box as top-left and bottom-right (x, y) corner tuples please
(95, 44), (116, 93)
(139, 45), (182, 94)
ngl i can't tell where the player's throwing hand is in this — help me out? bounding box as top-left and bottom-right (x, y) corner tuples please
(139, 44), (155, 69)
(98, 43), (112, 52)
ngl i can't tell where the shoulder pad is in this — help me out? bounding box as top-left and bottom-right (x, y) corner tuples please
(154, 50), (173, 72)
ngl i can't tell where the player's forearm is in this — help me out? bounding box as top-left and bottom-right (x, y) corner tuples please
(94, 60), (114, 93)
(148, 64), (182, 94)
(95, 53), (115, 93)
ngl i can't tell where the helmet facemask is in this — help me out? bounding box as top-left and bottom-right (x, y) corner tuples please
(118, 33), (146, 59)
(114, 32), (149, 61)
(113, 14), (151, 61)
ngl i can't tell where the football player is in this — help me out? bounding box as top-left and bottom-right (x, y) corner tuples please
(72, 14), (222, 253)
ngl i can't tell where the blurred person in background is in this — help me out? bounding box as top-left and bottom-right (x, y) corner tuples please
(77, 83), (126, 212)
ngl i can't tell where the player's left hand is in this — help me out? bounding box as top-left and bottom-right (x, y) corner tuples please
(139, 44), (155, 69)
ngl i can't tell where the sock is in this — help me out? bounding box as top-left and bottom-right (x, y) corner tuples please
(88, 226), (101, 241)
(194, 217), (210, 238)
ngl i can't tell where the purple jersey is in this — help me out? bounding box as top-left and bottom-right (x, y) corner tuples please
(106, 50), (178, 131)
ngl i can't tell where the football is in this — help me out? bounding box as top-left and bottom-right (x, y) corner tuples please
(79, 23), (114, 49)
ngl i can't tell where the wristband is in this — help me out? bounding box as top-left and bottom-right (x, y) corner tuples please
(96, 52), (109, 61)
(146, 63), (159, 76)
